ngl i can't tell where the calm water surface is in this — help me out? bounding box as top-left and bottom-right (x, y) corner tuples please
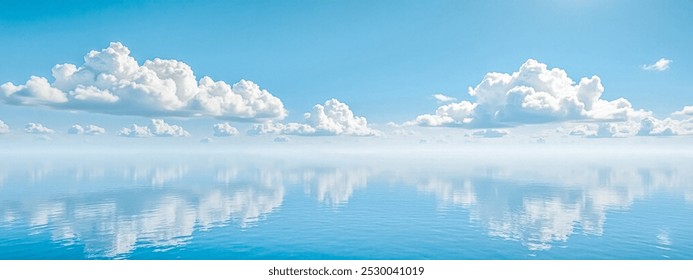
(1, 152), (692, 259)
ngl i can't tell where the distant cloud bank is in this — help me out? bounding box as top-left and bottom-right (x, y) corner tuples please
(120, 119), (190, 137)
(249, 98), (380, 136)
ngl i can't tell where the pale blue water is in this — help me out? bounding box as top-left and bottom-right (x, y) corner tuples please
(1, 152), (692, 259)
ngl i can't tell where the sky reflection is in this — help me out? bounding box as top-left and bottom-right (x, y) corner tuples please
(0, 153), (691, 259)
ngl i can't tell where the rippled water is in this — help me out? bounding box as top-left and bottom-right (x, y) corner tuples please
(1, 152), (692, 259)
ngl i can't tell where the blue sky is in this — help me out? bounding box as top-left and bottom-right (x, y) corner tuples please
(0, 0), (692, 142)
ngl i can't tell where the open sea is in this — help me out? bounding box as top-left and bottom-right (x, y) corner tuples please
(1, 151), (692, 259)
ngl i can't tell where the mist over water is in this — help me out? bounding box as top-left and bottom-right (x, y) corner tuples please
(1, 150), (692, 259)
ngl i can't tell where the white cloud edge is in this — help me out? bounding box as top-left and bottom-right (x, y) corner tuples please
(642, 58), (672, 71)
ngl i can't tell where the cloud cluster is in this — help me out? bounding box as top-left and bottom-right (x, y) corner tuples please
(0, 42), (287, 121)
(411, 59), (650, 128)
(68, 124), (106, 135)
(25, 123), (55, 134)
(566, 111), (693, 138)
(212, 123), (239, 137)
(119, 119), (190, 137)
(0, 120), (8, 134)
(642, 58), (672, 71)
(249, 99), (380, 136)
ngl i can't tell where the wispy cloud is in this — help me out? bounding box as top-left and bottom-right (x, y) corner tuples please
(642, 58), (672, 71)
(433, 93), (457, 103)
(471, 129), (510, 138)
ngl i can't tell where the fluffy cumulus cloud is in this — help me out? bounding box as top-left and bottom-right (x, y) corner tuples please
(25, 123), (55, 134)
(119, 119), (190, 137)
(68, 124), (106, 135)
(212, 122), (239, 137)
(642, 58), (672, 71)
(0, 120), (9, 134)
(411, 59), (650, 128)
(249, 98), (380, 136)
(0, 42), (287, 121)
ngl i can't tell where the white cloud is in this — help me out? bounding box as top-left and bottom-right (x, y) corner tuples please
(119, 124), (152, 137)
(249, 99), (380, 136)
(25, 123), (55, 134)
(588, 123), (619, 138)
(433, 93), (457, 103)
(471, 129), (510, 138)
(212, 122), (239, 137)
(642, 58), (672, 71)
(68, 124), (106, 135)
(0, 42), (287, 121)
(119, 119), (190, 137)
(200, 137), (213, 143)
(637, 117), (691, 136)
(0, 120), (9, 134)
(672, 105), (693, 118)
(566, 117), (693, 138)
(411, 59), (650, 128)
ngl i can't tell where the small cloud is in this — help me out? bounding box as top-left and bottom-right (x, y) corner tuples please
(587, 123), (618, 138)
(119, 124), (152, 137)
(213, 122), (239, 137)
(249, 98), (380, 136)
(471, 129), (510, 138)
(642, 58), (672, 71)
(119, 119), (190, 137)
(386, 122), (401, 128)
(200, 137), (213, 143)
(433, 93), (457, 103)
(273, 136), (290, 143)
(68, 124), (106, 135)
(24, 123), (55, 134)
(0, 120), (9, 134)
(392, 129), (416, 136)
(672, 105), (693, 118)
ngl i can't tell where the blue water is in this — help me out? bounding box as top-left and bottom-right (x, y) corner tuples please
(1, 152), (692, 259)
